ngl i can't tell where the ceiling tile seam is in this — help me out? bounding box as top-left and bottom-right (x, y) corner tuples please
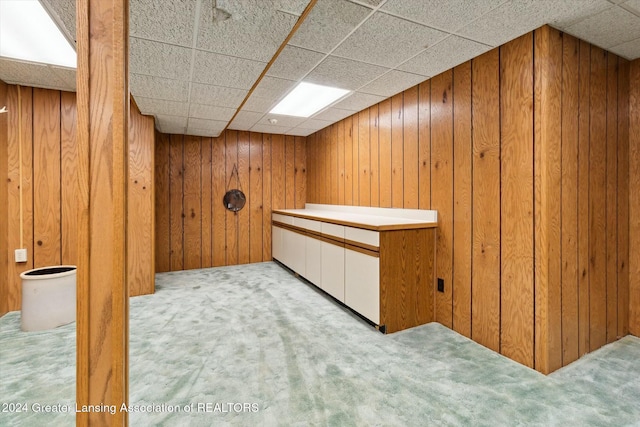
(129, 35), (192, 50)
(619, 3), (640, 18)
(610, 34), (640, 48)
(185, 0), (204, 132)
(555, 3), (619, 30)
(346, 0), (377, 10)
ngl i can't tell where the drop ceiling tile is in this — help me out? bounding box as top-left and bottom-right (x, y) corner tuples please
(260, 114), (307, 128)
(243, 95), (277, 113)
(252, 77), (297, 100)
(565, 6), (640, 48)
(398, 36), (491, 77)
(196, 0), (298, 62)
(275, 0), (313, 15)
(229, 111), (264, 129)
(608, 36), (640, 59)
(298, 118), (332, 130)
(250, 124), (292, 134)
(130, 74), (190, 102)
(350, 0), (384, 6)
(161, 124), (189, 135)
(155, 114), (188, 134)
(457, 0), (613, 47)
(332, 12), (448, 68)
(130, 38), (192, 80)
(332, 92), (386, 111)
(359, 70), (426, 97)
(41, 0), (76, 42)
(305, 56), (389, 90)
(130, 0), (196, 46)
(187, 127), (223, 137)
(50, 67), (77, 92)
(189, 83), (248, 108)
(189, 104), (236, 121)
(312, 108), (354, 122)
(136, 97), (189, 117)
(381, 0), (505, 33)
(192, 50), (266, 89)
(289, 0), (372, 53)
(189, 118), (229, 132)
(622, 0), (640, 15)
(286, 127), (316, 136)
(266, 45), (326, 81)
(0, 59), (68, 91)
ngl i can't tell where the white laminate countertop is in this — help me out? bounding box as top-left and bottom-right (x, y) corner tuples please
(272, 208), (438, 231)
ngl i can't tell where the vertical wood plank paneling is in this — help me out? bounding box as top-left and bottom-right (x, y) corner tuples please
(295, 136), (306, 208)
(629, 59), (640, 337)
(589, 46), (608, 351)
(169, 135), (184, 271)
(391, 93), (404, 208)
(345, 116), (354, 205)
(330, 125), (338, 205)
(285, 135), (296, 209)
(452, 61), (472, 339)
(431, 70), (454, 329)
(500, 33), (534, 368)
(200, 137), (212, 268)
(322, 128), (330, 204)
(471, 49), (501, 353)
(225, 131), (239, 265)
(0, 81), (8, 316)
(418, 81), (431, 210)
(403, 86), (419, 209)
(60, 91), (78, 266)
(250, 133), (263, 263)
(352, 114), (360, 205)
(577, 40), (591, 356)
(212, 135), (226, 266)
(183, 136), (202, 270)
(378, 101), (392, 207)
(617, 58), (630, 337)
(33, 88), (61, 267)
(369, 106), (380, 207)
(238, 131), (251, 264)
(338, 121), (346, 205)
(155, 132), (171, 272)
(605, 52), (618, 344)
(561, 34), (580, 365)
(306, 133), (315, 203)
(358, 109), (371, 206)
(263, 134), (272, 260)
(272, 134), (285, 210)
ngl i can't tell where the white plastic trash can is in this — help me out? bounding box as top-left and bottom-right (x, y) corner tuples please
(20, 265), (76, 332)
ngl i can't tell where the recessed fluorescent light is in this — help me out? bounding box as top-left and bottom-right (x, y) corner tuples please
(270, 82), (350, 118)
(0, 0), (76, 68)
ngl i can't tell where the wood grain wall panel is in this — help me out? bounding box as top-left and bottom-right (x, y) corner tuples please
(169, 135), (184, 271)
(321, 128), (330, 204)
(330, 125), (338, 205)
(560, 34), (580, 365)
(237, 132), (251, 264)
(338, 121), (346, 205)
(500, 33), (535, 368)
(60, 91), (78, 266)
(285, 135), (296, 209)
(471, 49), (501, 353)
(33, 88), (61, 268)
(295, 136), (306, 209)
(369, 106), (379, 207)
(306, 133), (315, 203)
(403, 86), (419, 209)
(352, 114), (360, 205)
(431, 70), (454, 329)
(272, 134), (285, 210)
(358, 109), (371, 206)
(630, 59), (640, 337)
(212, 136), (226, 266)
(225, 131), (239, 265)
(378, 100), (392, 208)
(418, 81), (431, 210)
(262, 134), (272, 260)
(155, 132), (171, 272)
(250, 133), (264, 263)
(200, 138), (213, 268)
(345, 116), (354, 205)
(0, 80), (8, 317)
(183, 136), (202, 270)
(391, 93), (404, 208)
(606, 53), (619, 343)
(577, 40), (591, 356)
(452, 61), (472, 339)
(588, 46), (608, 351)
(617, 58), (630, 338)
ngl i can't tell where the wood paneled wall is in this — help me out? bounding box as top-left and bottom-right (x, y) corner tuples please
(630, 58), (640, 337)
(306, 26), (631, 373)
(0, 80), (8, 318)
(2, 84), (155, 313)
(155, 131), (306, 272)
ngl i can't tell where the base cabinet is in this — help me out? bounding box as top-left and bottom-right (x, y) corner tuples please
(305, 236), (322, 286)
(321, 241), (345, 302)
(345, 249), (380, 324)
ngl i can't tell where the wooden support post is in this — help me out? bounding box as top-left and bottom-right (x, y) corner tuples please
(76, 0), (129, 425)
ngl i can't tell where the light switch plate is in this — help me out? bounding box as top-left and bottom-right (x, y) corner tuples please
(14, 248), (27, 263)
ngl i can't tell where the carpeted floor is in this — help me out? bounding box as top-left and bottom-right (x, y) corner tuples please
(1, 262), (639, 426)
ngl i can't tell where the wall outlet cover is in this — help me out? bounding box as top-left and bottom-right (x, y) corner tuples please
(437, 278), (444, 293)
(15, 248), (27, 263)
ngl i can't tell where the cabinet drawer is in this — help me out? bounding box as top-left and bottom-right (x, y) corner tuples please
(321, 222), (344, 240)
(345, 226), (379, 248)
(272, 213), (294, 225)
(294, 217), (322, 233)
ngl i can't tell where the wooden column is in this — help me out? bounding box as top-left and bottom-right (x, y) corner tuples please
(0, 80), (8, 317)
(76, 0), (129, 425)
(630, 58), (640, 337)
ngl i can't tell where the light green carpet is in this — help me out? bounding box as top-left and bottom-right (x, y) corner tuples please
(1, 262), (639, 426)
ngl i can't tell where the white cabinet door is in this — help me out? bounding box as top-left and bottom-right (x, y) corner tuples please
(345, 248), (380, 324)
(305, 235), (322, 286)
(282, 228), (306, 276)
(272, 225), (283, 262)
(321, 241), (345, 302)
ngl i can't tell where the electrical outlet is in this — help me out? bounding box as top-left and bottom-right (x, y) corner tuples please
(14, 249), (27, 263)
(437, 278), (444, 293)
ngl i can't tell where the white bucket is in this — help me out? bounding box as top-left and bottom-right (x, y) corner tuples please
(20, 265), (76, 332)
